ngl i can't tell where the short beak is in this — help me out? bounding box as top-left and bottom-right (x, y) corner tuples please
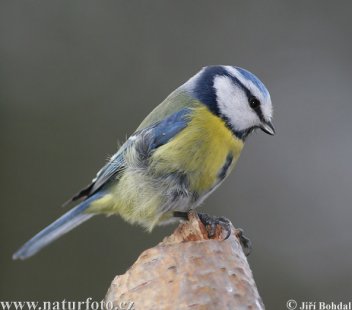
(260, 120), (275, 135)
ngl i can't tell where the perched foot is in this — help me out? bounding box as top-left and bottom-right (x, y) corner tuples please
(235, 228), (252, 256)
(198, 213), (232, 240)
(173, 211), (252, 256)
(197, 212), (232, 240)
(173, 211), (231, 239)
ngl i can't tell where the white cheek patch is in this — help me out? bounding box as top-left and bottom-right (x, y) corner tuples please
(214, 76), (260, 132)
(225, 66), (273, 122)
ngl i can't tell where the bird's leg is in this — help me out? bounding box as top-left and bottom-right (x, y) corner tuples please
(173, 211), (252, 256)
(173, 211), (189, 220)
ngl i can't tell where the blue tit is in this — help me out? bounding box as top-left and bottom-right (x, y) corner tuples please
(13, 65), (275, 260)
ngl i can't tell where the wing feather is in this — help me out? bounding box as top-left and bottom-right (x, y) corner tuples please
(64, 107), (192, 205)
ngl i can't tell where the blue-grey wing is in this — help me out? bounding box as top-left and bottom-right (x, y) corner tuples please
(64, 108), (191, 205)
(139, 107), (191, 151)
(62, 149), (127, 206)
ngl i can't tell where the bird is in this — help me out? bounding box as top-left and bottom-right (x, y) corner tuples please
(13, 65), (275, 260)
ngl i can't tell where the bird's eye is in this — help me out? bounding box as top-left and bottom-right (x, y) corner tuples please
(249, 97), (260, 109)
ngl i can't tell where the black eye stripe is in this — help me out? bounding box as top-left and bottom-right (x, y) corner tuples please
(249, 96), (264, 121)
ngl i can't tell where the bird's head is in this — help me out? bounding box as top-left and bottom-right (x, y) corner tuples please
(186, 65), (275, 140)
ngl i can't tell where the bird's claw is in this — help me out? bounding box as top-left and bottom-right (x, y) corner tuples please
(197, 212), (232, 240)
(235, 228), (252, 256)
(173, 211), (252, 256)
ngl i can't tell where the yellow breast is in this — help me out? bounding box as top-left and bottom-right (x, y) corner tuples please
(151, 105), (244, 193)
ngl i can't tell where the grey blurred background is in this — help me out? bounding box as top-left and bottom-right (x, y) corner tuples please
(1, 1), (352, 308)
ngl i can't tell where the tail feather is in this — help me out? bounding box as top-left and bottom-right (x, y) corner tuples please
(13, 194), (100, 260)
